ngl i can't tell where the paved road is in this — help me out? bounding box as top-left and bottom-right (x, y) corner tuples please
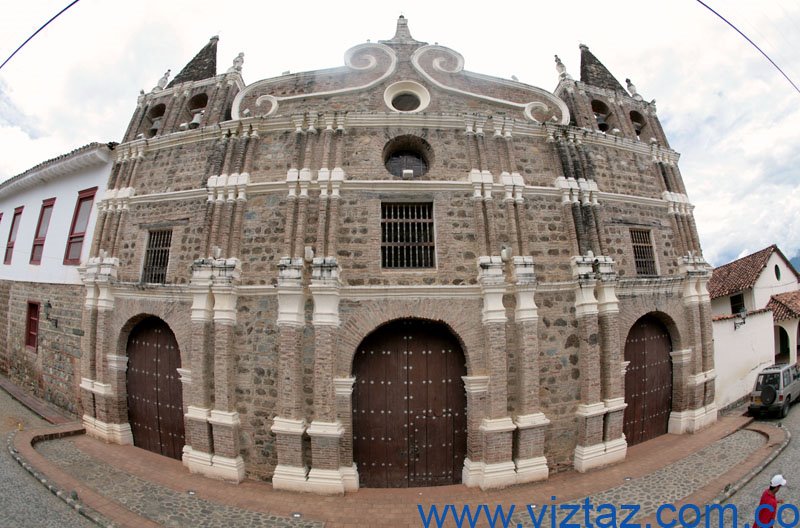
(0, 387), (94, 528)
(727, 402), (799, 527)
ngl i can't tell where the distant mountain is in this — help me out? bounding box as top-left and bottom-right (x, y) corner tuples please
(791, 256), (800, 272)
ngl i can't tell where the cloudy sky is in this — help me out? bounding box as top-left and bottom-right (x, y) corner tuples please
(1, 0), (798, 267)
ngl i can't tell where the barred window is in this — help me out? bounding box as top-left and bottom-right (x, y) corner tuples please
(142, 230), (172, 283)
(381, 203), (435, 269)
(630, 229), (657, 276)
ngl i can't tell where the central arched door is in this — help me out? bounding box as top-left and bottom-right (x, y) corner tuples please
(126, 317), (185, 459)
(352, 319), (467, 488)
(623, 314), (673, 446)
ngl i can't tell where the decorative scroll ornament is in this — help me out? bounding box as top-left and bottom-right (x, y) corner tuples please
(411, 45), (570, 125)
(232, 43), (398, 120)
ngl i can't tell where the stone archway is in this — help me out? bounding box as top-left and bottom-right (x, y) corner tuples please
(352, 318), (467, 488)
(125, 316), (185, 459)
(623, 314), (673, 446)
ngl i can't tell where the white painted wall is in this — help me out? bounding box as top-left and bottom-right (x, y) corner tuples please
(753, 252), (800, 308)
(714, 310), (775, 408)
(0, 146), (110, 285)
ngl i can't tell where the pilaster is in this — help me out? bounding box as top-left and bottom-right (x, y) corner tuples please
(334, 377), (359, 491)
(272, 257), (308, 491)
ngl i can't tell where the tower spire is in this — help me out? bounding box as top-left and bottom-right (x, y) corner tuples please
(168, 36), (219, 88)
(579, 44), (625, 92)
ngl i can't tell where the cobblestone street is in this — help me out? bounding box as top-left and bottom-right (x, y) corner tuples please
(0, 386), (93, 528)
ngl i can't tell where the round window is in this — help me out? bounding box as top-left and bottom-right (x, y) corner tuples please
(775, 264), (781, 280)
(383, 81), (431, 113)
(391, 93), (421, 112)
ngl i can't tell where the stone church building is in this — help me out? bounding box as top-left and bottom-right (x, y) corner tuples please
(70, 17), (717, 493)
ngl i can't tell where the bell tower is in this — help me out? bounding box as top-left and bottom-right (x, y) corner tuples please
(554, 44), (669, 147)
(120, 36), (245, 144)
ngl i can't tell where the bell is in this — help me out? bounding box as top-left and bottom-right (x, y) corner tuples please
(149, 117), (163, 134)
(189, 111), (203, 129)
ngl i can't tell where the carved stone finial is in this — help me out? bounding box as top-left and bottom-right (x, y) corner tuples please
(227, 52), (244, 74)
(153, 69), (170, 92)
(555, 55), (571, 80)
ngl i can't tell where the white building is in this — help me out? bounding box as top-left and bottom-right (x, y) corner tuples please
(709, 245), (800, 408)
(0, 143), (112, 412)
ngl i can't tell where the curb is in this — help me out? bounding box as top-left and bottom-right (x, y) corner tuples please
(6, 427), (114, 528)
(713, 424), (791, 505)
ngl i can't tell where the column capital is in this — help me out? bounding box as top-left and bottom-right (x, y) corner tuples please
(106, 354), (128, 372)
(311, 257), (341, 326)
(271, 416), (307, 435)
(307, 420), (344, 438)
(462, 375), (490, 394)
(333, 377), (356, 396)
(478, 256), (507, 323)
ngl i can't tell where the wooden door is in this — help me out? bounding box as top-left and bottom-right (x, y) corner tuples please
(353, 319), (467, 488)
(623, 315), (673, 445)
(126, 317), (185, 459)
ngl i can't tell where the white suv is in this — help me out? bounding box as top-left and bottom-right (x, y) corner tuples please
(749, 363), (800, 418)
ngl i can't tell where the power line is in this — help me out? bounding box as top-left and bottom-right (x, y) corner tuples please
(696, 0), (800, 95)
(0, 0), (81, 72)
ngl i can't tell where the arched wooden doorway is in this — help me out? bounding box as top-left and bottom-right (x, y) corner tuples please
(126, 317), (185, 459)
(352, 319), (467, 488)
(623, 314), (673, 446)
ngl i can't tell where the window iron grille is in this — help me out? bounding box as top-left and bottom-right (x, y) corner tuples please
(142, 230), (172, 284)
(381, 203), (435, 269)
(630, 229), (657, 276)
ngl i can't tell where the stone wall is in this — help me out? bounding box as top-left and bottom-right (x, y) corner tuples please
(1, 281), (85, 416)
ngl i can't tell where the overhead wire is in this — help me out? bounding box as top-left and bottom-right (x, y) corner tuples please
(695, 0), (800, 94)
(0, 0), (81, 72)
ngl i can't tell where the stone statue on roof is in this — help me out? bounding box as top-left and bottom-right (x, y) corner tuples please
(228, 52), (245, 73)
(153, 69), (171, 92)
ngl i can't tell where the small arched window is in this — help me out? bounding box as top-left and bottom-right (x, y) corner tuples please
(591, 100), (611, 132)
(145, 104), (166, 138)
(186, 93), (208, 129)
(383, 135), (434, 179)
(630, 111), (646, 139)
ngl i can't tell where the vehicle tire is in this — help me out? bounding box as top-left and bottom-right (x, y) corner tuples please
(762, 385), (777, 406)
(781, 398), (790, 418)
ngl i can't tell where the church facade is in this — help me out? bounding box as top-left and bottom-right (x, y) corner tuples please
(75, 18), (716, 493)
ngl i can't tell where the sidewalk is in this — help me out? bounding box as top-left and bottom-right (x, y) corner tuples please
(3, 377), (789, 528)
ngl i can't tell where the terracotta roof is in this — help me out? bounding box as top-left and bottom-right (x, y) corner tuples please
(708, 245), (794, 299)
(579, 44), (625, 92)
(767, 291), (800, 321)
(168, 36), (218, 88)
